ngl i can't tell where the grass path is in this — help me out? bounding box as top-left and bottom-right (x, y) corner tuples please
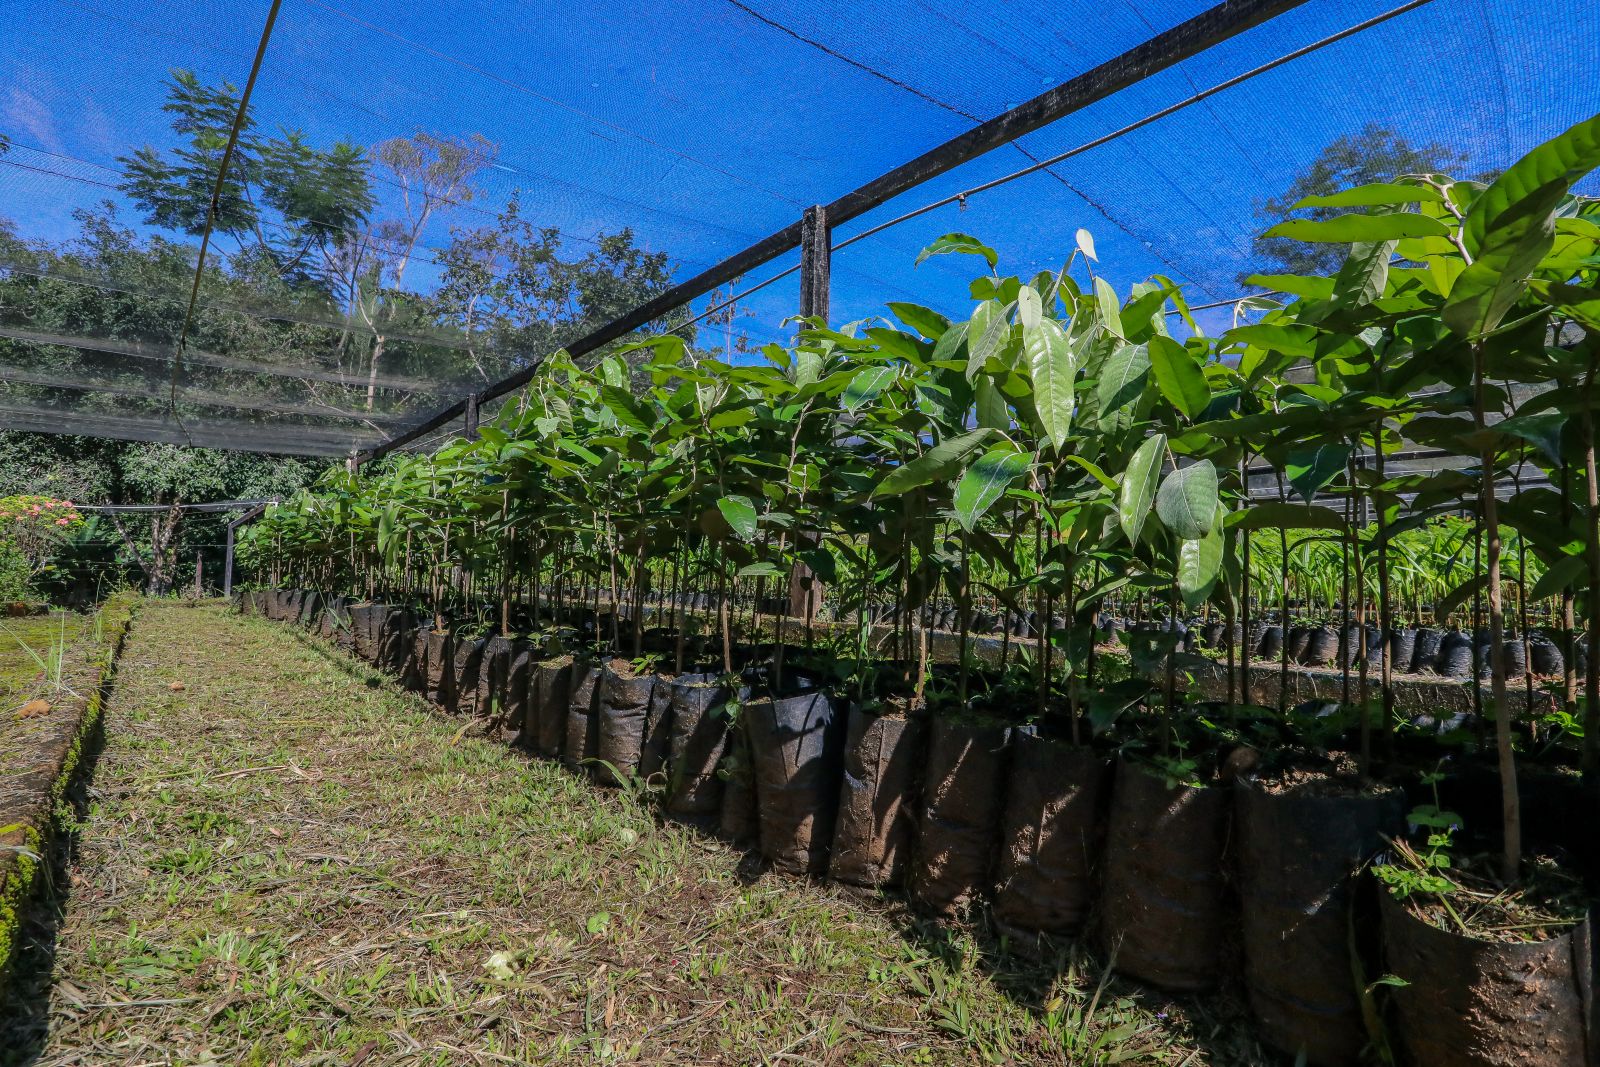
(1, 601), (1262, 1065)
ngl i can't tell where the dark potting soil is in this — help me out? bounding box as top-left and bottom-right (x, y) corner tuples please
(1099, 756), (1229, 993)
(992, 737), (1111, 943)
(719, 715), (760, 845)
(744, 688), (847, 875)
(829, 700), (927, 888)
(450, 637), (486, 716)
(639, 676), (673, 781)
(501, 639), (534, 746)
(908, 716), (1013, 918)
(425, 630), (455, 707)
(476, 636), (513, 735)
(1235, 773), (1403, 1066)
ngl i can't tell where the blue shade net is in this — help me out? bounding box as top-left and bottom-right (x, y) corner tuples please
(0, 0), (1594, 455)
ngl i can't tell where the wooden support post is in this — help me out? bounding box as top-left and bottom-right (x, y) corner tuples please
(789, 205), (830, 619)
(464, 392), (480, 441)
(194, 549), (204, 597)
(223, 502), (270, 599)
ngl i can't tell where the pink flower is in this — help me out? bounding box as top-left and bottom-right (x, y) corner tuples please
(56, 518), (70, 526)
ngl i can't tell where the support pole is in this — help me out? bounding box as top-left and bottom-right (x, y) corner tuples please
(223, 502), (271, 599)
(194, 549), (204, 597)
(464, 392), (481, 441)
(789, 205), (830, 619)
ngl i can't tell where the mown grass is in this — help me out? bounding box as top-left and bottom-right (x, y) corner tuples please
(1, 600), (1268, 1065)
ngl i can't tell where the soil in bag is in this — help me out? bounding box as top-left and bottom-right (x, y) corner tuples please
(476, 636), (513, 738)
(1380, 883), (1591, 1067)
(500, 640), (534, 747)
(1236, 771), (1404, 1066)
(402, 625), (429, 692)
(992, 735), (1112, 949)
(450, 637), (486, 716)
(666, 674), (733, 819)
(533, 656), (573, 758)
(425, 629), (455, 707)
(563, 658), (602, 775)
(297, 590), (322, 630)
(746, 686), (847, 875)
(828, 700), (927, 889)
(639, 674), (673, 782)
(908, 715), (1013, 918)
(1100, 756), (1229, 992)
(719, 712), (760, 846)
(596, 660), (656, 785)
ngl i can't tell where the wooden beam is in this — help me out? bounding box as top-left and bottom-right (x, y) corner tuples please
(363, 0), (1310, 461)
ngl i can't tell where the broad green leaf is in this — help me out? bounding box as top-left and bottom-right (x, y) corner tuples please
(1147, 335), (1208, 420)
(1529, 280), (1600, 331)
(1329, 240), (1396, 310)
(1155, 460), (1219, 539)
(601, 385), (652, 433)
(887, 302), (951, 340)
(716, 495), (759, 541)
(1263, 213), (1450, 243)
(1227, 501), (1347, 531)
(1016, 286), (1043, 329)
(1293, 182), (1445, 208)
(1436, 573), (1487, 621)
(736, 562), (783, 579)
(967, 300), (1012, 378)
(1497, 411), (1566, 464)
(1118, 433), (1166, 543)
(1242, 273), (1336, 301)
(1075, 227), (1098, 262)
(975, 376), (1009, 430)
(1094, 277), (1124, 338)
(1286, 444), (1350, 503)
(1531, 554), (1586, 602)
(1096, 342), (1151, 418)
(1224, 323), (1319, 357)
(1026, 317), (1075, 450)
(915, 233), (998, 270)
(1065, 454), (1119, 492)
(954, 446), (1034, 531)
(1178, 525), (1224, 608)
(871, 429), (994, 498)
(1447, 113), (1600, 338)
(842, 365), (897, 412)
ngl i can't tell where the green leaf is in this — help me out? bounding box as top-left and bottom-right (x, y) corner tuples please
(601, 385), (653, 433)
(915, 233), (998, 270)
(1155, 460), (1219, 539)
(1147, 335), (1208, 420)
(967, 300), (1012, 377)
(954, 447), (1034, 531)
(1447, 113), (1600, 338)
(1094, 277), (1124, 339)
(1178, 526), (1224, 608)
(1263, 213), (1450, 243)
(1329, 240), (1395, 310)
(1529, 280), (1600, 331)
(1531, 554), (1586, 602)
(1436, 574), (1487, 621)
(974, 376), (1009, 430)
(1118, 433), (1166, 543)
(736, 562), (783, 579)
(1497, 411), (1566, 464)
(842, 366), (897, 413)
(1016, 286), (1043, 329)
(716, 495), (759, 541)
(1293, 182), (1445, 208)
(1286, 444), (1350, 503)
(871, 429), (994, 498)
(1026, 317), (1075, 450)
(887, 302), (951, 340)
(1096, 342), (1151, 418)
(1227, 502), (1347, 531)
(1242, 273), (1336, 301)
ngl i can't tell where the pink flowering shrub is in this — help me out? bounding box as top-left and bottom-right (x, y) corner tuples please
(0, 495), (86, 599)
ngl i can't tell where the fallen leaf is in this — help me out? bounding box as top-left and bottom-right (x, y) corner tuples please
(17, 699), (50, 718)
(168, 681), (186, 691)
(483, 950), (517, 980)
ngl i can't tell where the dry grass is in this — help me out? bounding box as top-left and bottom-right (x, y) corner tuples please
(1, 600), (1267, 1065)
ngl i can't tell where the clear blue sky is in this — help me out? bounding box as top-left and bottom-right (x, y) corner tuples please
(3, 0), (1596, 349)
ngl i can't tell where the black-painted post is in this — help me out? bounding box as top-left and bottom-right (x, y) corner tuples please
(465, 392), (480, 441)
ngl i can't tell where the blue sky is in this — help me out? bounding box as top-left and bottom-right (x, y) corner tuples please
(3, 0), (1597, 351)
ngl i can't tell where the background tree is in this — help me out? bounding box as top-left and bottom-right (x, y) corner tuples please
(1246, 123), (1477, 280)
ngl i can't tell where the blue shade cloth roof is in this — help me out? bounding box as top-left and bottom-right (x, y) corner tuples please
(1, 0), (1595, 455)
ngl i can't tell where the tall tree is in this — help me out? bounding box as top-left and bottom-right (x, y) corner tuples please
(1246, 123), (1477, 280)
